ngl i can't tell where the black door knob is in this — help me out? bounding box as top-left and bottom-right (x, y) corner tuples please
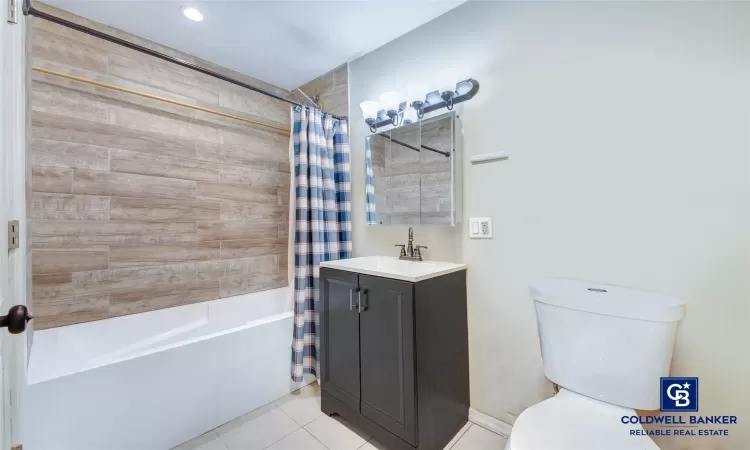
(0, 305), (33, 334)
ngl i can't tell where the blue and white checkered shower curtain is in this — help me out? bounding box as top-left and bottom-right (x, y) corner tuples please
(364, 137), (377, 225)
(290, 106), (351, 382)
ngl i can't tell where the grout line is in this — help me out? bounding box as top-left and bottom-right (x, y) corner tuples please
(304, 427), (331, 450)
(469, 420), (507, 438)
(176, 382), (316, 450)
(259, 409), (302, 450)
(357, 437), (379, 449)
(257, 404), (322, 450)
(274, 399), (301, 424)
(446, 422), (473, 450)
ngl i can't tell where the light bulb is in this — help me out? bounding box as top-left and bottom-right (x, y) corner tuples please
(425, 91), (443, 105)
(359, 101), (380, 122)
(181, 6), (203, 21)
(402, 108), (418, 125)
(379, 92), (403, 114)
(456, 79), (473, 96)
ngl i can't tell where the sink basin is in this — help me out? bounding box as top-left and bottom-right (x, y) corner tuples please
(320, 256), (467, 282)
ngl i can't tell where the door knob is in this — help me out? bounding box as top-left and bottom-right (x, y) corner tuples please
(0, 305), (33, 334)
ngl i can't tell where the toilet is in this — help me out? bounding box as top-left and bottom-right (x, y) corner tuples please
(506, 279), (685, 450)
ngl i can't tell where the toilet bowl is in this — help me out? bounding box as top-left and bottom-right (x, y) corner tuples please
(505, 279), (685, 450)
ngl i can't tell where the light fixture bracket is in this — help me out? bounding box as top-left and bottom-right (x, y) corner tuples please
(411, 100), (425, 119)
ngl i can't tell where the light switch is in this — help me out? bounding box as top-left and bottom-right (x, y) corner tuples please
(469, 217), (492, 239)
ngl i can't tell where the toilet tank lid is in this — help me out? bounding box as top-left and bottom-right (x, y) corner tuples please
(530, 279), (685, 322)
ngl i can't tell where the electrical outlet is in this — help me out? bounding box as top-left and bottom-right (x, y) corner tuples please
(469, 217), (492, 239)
(480, 219), (491, 236)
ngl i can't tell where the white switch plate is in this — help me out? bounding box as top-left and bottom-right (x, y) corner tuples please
(469, 217), (492, 239)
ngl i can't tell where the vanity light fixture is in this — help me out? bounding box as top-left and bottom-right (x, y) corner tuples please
(380, 91), (403, 128)
(359, 101), (380, 131)
(406, 83), (427, 119)
(425, 90), (443, 106)
(455, 79), (474, 96)
(402, 108), (418, 125)
(360, 78), (480, 133)
(437, 68), (458, 110)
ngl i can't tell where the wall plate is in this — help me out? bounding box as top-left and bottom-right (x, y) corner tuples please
(469, 217), (492, 239)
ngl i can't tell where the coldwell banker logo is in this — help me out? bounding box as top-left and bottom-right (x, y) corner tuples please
(661, 377), (698, 412)
(622, 376), (738, 438)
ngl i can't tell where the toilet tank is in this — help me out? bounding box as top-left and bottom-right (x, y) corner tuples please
(531, 279), (685, 410)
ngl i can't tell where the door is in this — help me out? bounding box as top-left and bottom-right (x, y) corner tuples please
(358, 275), (417, 446)
(1, 6), (31, 450)
(319, 269), (361, 411)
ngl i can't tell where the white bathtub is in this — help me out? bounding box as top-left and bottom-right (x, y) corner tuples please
(24, 287), (312, 450)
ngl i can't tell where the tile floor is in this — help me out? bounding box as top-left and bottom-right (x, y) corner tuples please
(174, 383), (508, 450)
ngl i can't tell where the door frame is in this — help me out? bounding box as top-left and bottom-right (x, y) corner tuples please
(1, 3), (30, 448)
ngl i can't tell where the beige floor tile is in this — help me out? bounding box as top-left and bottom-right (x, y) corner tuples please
(174, 385), (481, 450)
(360, 420), (472, 450)
(171, 430), (226, 450)
(266, 429), (328, 450)
(443, 421), (473, 449)
(450, 424), (508, 450)
(217, 403), (300, 450)
(275, 382), (324, 426)
(192, 440), (228, 450)
(305, 415), (370, 450)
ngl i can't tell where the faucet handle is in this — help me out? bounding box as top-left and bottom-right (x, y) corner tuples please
(414, 245), (427, 261)
(394, 244), (406, 257)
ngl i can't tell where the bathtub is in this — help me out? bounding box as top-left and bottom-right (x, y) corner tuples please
(24, 287), (313, 450)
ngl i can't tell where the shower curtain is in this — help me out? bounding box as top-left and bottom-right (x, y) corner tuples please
(290, 106), (351, 382)
(364, 137), (377, 225)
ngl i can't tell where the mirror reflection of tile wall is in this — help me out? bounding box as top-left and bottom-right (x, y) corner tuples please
(420, 116), (453, 225)
(367, 112), (456, 226)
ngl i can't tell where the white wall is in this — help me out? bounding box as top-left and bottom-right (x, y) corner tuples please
(348, 2), (750, 449)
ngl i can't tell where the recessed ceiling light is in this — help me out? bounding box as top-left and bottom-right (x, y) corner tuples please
(181, 6), (203, 22)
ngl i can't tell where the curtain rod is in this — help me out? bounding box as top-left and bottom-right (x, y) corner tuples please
(32, 67), (292, 133)
(23, 0), (347, 121)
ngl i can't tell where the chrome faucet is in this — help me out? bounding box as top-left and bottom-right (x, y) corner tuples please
(395, 227), (427, 261)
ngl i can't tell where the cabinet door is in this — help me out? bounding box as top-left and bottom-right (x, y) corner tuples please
(319, 269), (361, 411)
(358, 275), (418, 446)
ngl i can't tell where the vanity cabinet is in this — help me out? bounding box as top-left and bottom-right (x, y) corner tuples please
(320, 267), (469, 450)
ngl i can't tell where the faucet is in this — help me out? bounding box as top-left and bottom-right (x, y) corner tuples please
(395, 227), (427, 261)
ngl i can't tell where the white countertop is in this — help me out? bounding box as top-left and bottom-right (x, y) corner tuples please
(320, 256), (467, 283)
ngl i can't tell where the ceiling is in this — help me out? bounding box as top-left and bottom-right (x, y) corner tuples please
(44, 0), (467, 90)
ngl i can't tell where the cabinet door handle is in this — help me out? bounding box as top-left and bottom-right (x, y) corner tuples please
(349, 288), (360, 311)
(358, 289), (368, 313)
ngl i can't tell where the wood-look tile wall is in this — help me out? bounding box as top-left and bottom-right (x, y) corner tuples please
(292, 64), (349, 118)
(30, 4), (292, 329)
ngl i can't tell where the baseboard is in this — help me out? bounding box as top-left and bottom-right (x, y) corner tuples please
(469, 408), (513, 437)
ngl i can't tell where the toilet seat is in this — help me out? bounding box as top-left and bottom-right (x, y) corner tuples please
(506, 389), (660, 450)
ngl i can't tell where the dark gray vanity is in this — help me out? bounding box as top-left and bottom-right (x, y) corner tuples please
(319, 256), (469, 450)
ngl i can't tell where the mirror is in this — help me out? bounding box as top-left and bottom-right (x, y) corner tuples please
(365, 111), (462, 226)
